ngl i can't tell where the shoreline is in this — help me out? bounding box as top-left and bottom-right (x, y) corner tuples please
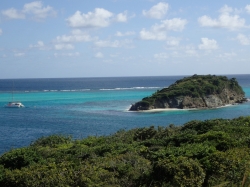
(127, 103), (241, 112)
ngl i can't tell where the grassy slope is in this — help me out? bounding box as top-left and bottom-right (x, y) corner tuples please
(1, 116), (250, 186)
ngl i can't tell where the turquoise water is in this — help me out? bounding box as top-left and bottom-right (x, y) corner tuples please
(0, 75), (249, 154)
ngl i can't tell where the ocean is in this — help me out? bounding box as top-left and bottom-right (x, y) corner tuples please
(0, 75), (250, 155)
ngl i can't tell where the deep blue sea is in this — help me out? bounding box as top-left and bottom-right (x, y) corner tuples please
(0, 75), (250, 155)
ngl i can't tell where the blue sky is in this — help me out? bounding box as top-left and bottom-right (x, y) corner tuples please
(0, 0), (250, 78)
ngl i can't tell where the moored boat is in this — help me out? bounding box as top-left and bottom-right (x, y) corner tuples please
(5, 102), (24, 108)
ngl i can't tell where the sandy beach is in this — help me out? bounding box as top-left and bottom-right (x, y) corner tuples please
(127, 103), (241, 113)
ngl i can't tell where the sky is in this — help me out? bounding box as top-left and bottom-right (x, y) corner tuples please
(0, 0), (250, 78)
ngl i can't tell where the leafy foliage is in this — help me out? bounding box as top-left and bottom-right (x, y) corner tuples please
(1, 116), (250, 186)
(30, 134), (72, 148)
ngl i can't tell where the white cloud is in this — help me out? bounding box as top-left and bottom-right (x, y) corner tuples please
(140, 18), (187, 40)
(0, 29), (2, 35)
(95, 52), (104, 58)
(94, 39), (132, 48)
(54, 52), (80, 57)
(154, 53), (169, 59)
(54, 44), (75, 50)
(67, 9), (128, 28)
(246, 5), (250, 14)
(185, 49), (197, 56)
(53, 30), (97, 52)
(55, 30), (95, 43)
(54, 52), (80, 58)
(198, 38), (218, 50)
(94, 40), (120, 48)
(29, 41), (45, 49)
(23, 1), (56, 19)
(140, 29), (166, 40)
(218, 52), (237, 59)
(115, 11), (128, 22)
(115, 31), (135, 37)
(236, 34), (250, 45)
(198, 5), (247, 30)
(155, 18), (187, 31)
(2, 8), (25, 19)
(67, 8), (113, 28)
(37, 41), (44, 46)
(14, 53), (25, 57)
(185, 46), (198, 56)
(2, 1), (56, 20)
(219, 5), (233, 14)
(166, 37), (180, 46)
(143, 2), (169, 19)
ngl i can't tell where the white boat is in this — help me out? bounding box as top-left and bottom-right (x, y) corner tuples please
(5, 82), (25, 108)
(5, 101), (24, 108)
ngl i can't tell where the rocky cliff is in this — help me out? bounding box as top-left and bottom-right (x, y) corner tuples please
(129, 75), (247, 111)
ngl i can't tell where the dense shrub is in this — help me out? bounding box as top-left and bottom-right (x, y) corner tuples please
(1, 116), (250, 186)
(31, 135), (72, 148)
(154, 156), (205, 187)
(0, 148), (43, 170)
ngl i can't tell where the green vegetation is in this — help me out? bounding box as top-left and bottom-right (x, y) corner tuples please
(141, 74), (244, 107)
(159, 75), (243, 97)
(1, 116), (250, 186)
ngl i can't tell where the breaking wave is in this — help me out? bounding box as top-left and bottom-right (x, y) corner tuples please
(99, 87), (160, 91)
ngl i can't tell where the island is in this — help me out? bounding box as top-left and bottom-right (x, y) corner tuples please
(130, 75), (247, 111)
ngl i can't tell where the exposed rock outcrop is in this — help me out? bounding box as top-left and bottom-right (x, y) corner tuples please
(129, 75), (247, 111)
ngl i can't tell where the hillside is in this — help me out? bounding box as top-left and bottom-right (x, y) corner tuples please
(130, 74), (246, 111)
(1, 116), (250, 186)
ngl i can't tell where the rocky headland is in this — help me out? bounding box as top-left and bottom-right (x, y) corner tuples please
(129, 75), (247, 111)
